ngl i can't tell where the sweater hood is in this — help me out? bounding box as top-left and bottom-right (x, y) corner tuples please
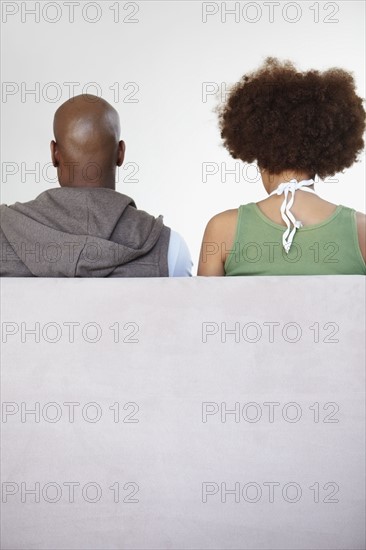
(0, 188), (166, 277)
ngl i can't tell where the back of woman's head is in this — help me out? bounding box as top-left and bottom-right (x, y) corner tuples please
(219, 57), (365, 179)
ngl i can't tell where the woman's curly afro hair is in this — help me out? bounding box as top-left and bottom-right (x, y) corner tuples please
(218, 57), (365, 179)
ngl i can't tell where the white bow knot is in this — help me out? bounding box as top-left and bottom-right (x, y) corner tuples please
(275, 180), (298, 195)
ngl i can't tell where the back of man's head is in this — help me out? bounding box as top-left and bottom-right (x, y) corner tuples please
(51, 94), (125, 189)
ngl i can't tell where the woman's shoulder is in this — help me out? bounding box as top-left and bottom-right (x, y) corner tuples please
(205, 208), (240, 234)
(202, 208), (240, 249)
(337, 206), (366, 263)
(355, 211), (366, 262)
(207, 208), (239, 224)
(340, 207), (366, 262)
(206, 203), (257, 225)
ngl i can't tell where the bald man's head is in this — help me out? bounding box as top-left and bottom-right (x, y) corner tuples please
(51, 94), (125, 189)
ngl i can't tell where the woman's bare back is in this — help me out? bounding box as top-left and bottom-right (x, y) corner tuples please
(255, 191), (338, 227)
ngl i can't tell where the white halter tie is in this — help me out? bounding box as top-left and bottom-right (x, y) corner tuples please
(268, 178), (316, 253)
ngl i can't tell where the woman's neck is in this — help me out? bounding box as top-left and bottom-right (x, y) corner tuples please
(260, 170), (314, 194)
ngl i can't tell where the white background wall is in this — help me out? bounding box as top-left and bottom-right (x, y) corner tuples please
(1, 0), (365, 270)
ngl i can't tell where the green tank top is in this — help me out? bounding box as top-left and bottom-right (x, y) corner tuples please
(224, 203), (366, 276)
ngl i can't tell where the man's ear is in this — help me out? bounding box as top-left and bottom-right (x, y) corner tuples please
(117, 140), (126, 167)
(50, 140), (59, 167)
